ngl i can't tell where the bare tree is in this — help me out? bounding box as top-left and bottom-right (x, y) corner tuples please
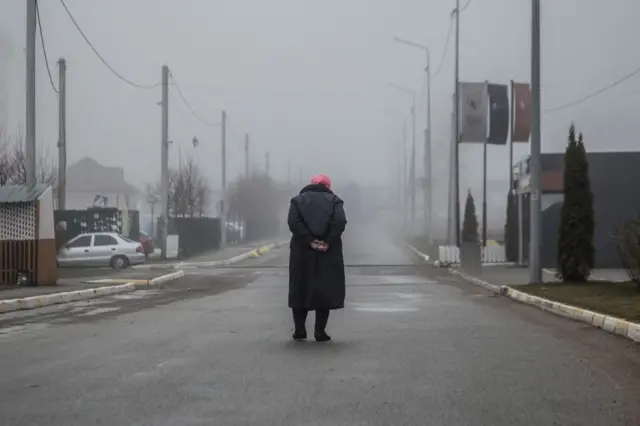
(146, 157), (211, 218)
(0, 127), (56, 186)
(227, 170), (287, 241)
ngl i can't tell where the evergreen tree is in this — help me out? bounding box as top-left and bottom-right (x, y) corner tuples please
(557, 124), (595, 282)
(504, 191), (518, 261)
(462, 190), (479, 243)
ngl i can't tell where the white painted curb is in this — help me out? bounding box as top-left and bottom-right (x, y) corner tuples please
(449, 268), (501, 294)
(499, 285), (640, 343)
(406, 242), (639, 343)
(133, 242), (281, 270)
(147, 270), (185, 286)
(404, 243), (430, 261)
(0, 271), (185, 314)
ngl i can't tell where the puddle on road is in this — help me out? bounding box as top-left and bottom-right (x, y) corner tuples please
(351, 305), (420, 312)
(79, 307), (121, 316)
(0, 323), (49, 338)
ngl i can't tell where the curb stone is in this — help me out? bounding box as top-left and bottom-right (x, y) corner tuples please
(498, 285), (640, 343)
(404, 242), (640, 344)
(0, 270), (185, 315)
(133, 242), (282, 270)
(448, 269), (501, 294)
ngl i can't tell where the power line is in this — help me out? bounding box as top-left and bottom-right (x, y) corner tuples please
(36, 2), (58, 94)
(545, 64), (640, 113)
(169, 73), (220, 127)
(431, 15), (454, 79)
(58, 0), (160, 89)
(460, 0), (473, 12)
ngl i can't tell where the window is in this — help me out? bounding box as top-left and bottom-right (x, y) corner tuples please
(67, 235), (92, 248)
(94, 235), (118, 246)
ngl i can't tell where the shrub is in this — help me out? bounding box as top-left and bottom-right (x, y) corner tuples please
(612, 220), (640, 289)
(462, 190), (479, 244)
(557, 124), (595, 282)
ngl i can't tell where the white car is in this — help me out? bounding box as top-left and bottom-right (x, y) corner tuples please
(57, 232), (147, 269)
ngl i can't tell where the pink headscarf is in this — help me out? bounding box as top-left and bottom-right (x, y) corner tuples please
(310, 174), (331, 189)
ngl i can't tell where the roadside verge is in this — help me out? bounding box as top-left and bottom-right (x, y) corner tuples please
(0, 271), (185, 315)
(404, 242), (640, 344)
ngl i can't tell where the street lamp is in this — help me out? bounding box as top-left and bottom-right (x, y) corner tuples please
(393, 36), (432, 244)
(388, 83), (417, 230)
(384, 107), (409, 225)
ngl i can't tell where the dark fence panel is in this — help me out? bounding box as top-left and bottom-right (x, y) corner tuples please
(54, 208), (140, 247)
(168, 217), (221, 257)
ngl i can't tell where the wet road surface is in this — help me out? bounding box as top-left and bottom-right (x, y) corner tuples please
(1, 221), (640, 425)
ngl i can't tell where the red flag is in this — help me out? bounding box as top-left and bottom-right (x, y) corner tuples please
(512, 82), (531, 142)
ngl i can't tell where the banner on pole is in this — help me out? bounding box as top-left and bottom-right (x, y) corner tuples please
(487, 84), (509, 145)
(458, 82), (488, 143)
(512, 82), (532, 142)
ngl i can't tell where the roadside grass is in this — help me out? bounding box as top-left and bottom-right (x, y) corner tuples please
(517, 281), (640, 323)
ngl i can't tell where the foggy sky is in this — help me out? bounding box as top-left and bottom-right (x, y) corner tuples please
(2, 0), (640, 226)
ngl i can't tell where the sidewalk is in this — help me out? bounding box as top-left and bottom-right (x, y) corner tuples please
(0, 239), (286, 314)
(467, 265), (629, 287)
(0, 280), (128, 302)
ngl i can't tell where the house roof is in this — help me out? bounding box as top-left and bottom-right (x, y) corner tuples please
(0, 184), (49, 203)
(66, 157), (139, 194)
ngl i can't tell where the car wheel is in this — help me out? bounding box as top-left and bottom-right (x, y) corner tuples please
(110, 255), (129, 270)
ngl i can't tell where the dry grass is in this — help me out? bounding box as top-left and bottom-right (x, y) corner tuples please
(518, 281), (640, 323)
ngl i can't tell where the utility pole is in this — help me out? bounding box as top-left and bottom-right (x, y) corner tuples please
(265, 152), (270, 176)
(220, 110), (227, 247)
(482, 80), (488, 247)
(425, 54), (432, 244)
(402, 121), (407, 230)
(453, 0), (461, 246)
(25, 0), (37, 188)
(410, 97), (416, 230)
(57, 58), (67, 210)
(287, 159), (291, 186)
(244, 133), (250, 177)
(529, 0), (542, 283)
(160, 65), (169, 259)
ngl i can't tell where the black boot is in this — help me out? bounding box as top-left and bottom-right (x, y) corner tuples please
(314, 310), (331, 342)
(292, 309), (308, 340)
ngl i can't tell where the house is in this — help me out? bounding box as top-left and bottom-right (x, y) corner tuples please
(510, 150), (640, 268)
(61, 157), (140, 211)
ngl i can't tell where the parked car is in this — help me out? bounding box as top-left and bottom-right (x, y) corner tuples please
(139, 230), (154, 256)
(57, 232), (146, 270)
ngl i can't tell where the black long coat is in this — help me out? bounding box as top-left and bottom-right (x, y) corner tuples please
(288, 184), (347, 311)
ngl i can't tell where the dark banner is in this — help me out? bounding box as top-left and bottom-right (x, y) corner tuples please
(487, 84), (509, 145)
(512, 82), (532, 142)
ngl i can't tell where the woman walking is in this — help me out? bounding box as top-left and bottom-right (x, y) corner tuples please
(288, 174), (347, 342)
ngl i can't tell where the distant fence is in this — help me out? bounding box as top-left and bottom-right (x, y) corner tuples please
(438, 244), (507, 264)
(54, 208), (140, 248)
(168, 217), (221, 258)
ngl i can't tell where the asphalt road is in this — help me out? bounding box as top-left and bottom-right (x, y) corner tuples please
(1, 219), (640, 425)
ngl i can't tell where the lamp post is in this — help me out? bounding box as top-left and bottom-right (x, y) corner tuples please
(388, 83), (417, 230)
(393, 37), (432, 243)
